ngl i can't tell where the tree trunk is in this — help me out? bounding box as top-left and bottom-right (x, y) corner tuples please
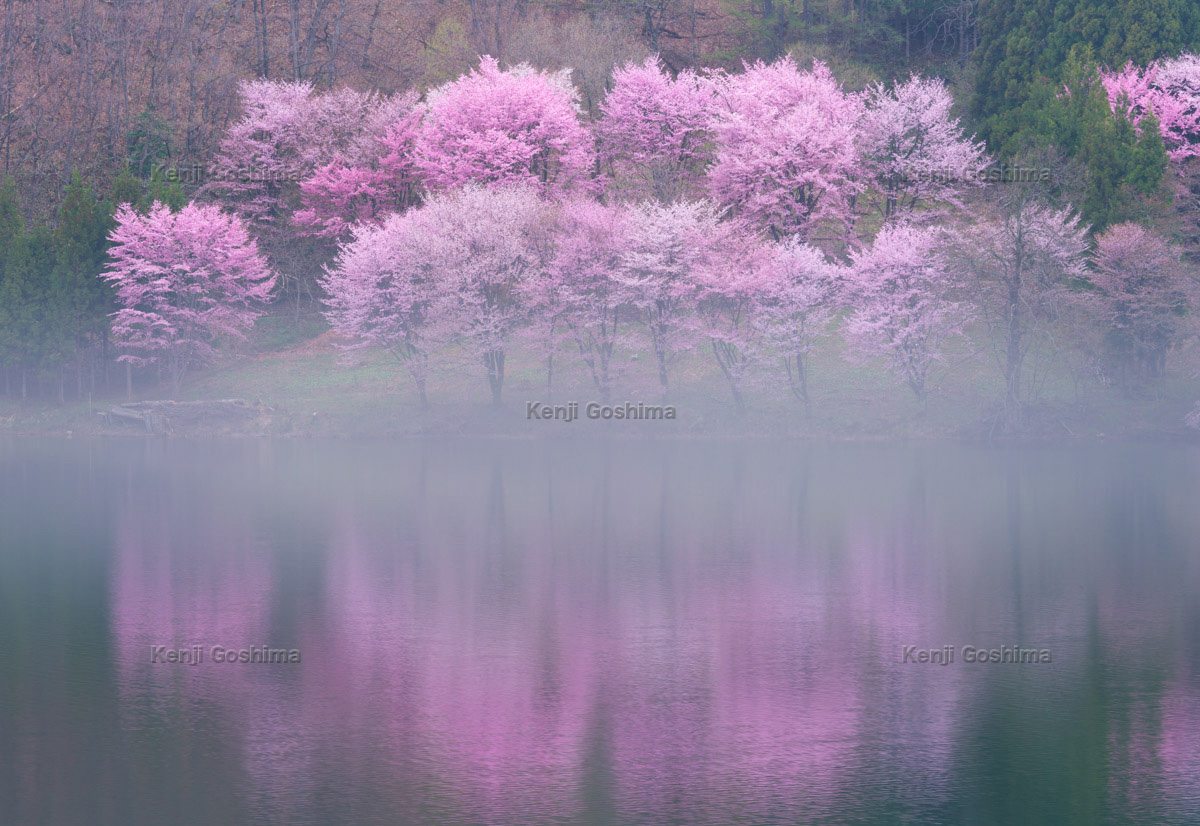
(792, 353), (811, 417)
(484, 349), (505, 407)
(417, 375), (429, 409)
(1004, 281), (1023, 427)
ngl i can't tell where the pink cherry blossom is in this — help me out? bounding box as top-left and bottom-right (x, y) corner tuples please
(540, 198), (632, 400)
(293, 107), (425, 239)
(847, 223), (968, 402)
(1102, 56), (1200, 163)
(707, 57), (863, 242)
(208, 81), (415, 223)
(615, 200), (723, 393)
(321, 209), (441, 407)
(689, 225), (773, 412)
(103, 202), (275, 393)
(324, 184), (549, 407)
(413, 56), (594, 194)
(597, 56), (716, 201)
(859, 75), (989, 222)
(757, 240), (842, 414)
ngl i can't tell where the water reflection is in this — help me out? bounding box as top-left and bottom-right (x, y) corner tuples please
(1, 440), (1198, 825)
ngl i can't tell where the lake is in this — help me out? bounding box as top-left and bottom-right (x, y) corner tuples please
(1, 438), (1198, 825)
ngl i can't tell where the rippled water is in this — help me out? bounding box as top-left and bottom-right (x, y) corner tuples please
(1, 439), (1198, 826)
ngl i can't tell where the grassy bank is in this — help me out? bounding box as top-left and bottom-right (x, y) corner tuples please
(3, 311), (1199, 440)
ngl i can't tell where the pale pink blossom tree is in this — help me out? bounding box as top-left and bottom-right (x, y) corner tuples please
(847, 224), (968, 403)
(102, 202), (275, 394)
(616, 200), (718, 394)
(597, 57), (715, 201)
(690, 226), (772, 412)
(414, 56), (594, 194)
(858, 75), (989, 223)
(956, 203), (1090, 424)
(293, 111), (425, 240)
(707, 57), (863, 242)
(1101, 55), (1200, 164)
(207, 82), (400, 223)
(320, 209), (442, 407)
(1187, 403), (1200, 430)
(1089, 223), (1193, 387)
(426, 184), (550, 406)
(757, 240), (842, 415)
(541, 198), (631, 401)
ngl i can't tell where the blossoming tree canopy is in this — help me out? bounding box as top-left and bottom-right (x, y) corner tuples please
(616, 199), (727, 391)
(543, 198), (632, 399)
(413, 56), (594, 193)
(321, 208), (441, 405)
(324, 184), (549, 407)
(102, 202), (275, 392)
(209, 80), (418, 222)
(859, 75), (989, 221)
(293, 108), (425, 240)
(757, 239), (842, 412)
(707, 56), (863, 241)
(1102, 54), (1200, 163)
(688, 221), (774, 411)
(847, 223), (967, 401)
(598, 56), (716, 201)
(1090, 222), (1192, 382)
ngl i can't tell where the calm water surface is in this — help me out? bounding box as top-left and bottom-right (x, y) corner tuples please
(1, 439), (1198, 826)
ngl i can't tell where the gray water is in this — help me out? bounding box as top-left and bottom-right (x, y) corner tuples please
(1, 439), (1198, 826)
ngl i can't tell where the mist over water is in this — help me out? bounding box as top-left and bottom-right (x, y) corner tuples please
(1, 439), (1198, 826)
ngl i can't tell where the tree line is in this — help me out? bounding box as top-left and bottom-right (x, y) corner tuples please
(79, 54), (1200, 432)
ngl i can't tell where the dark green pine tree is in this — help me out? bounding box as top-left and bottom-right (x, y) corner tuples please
(985, 45), (1168, 229)
(52, 172), (115, 398)
(0, 176), (22, 274)
(975, 0), (1200, 149)
(0, 177), (26, 395)
(141, 166), (187, 213)
(108, 167), (146, 210)
(0, 228), (58, 400)
(1059, 48), (1168, 228)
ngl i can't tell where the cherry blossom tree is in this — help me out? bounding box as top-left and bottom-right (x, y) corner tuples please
(326, 185), (547, 407)
(208, 82), (399, 223)
(321, 210), (441, 407)
(209, 84), (416, 218)
(1101, 55), (1200, 164)
(956, 202), (1089, 424)
(707, 57), (863, 242)
(293, 111), (425, 240)
(542, 199), (631, 400)
(757, 240), (842, 415)
(847, 224), (968, 403)
(102, 202), (275, 394)
(1089, 223), (1193, 388)
(1187, 402), (1200, 430)
(428, 185), (550, 406)
(413, 56), (594, 194)
(689, 227), (772, 412)
(858, 75), (989, 223)
(616, 200), (719, 394)
(597, 57), (715, 201)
